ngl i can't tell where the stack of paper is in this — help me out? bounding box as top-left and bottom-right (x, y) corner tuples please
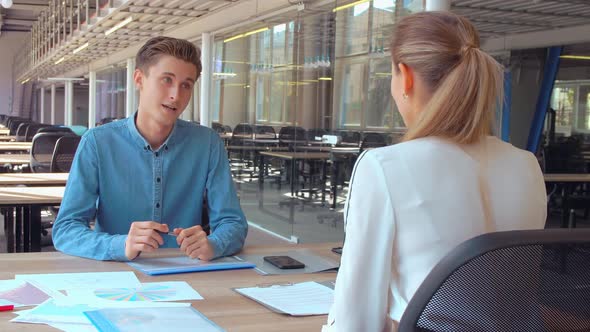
(2, 271), (206, 332)
(234, 281), (334, 316)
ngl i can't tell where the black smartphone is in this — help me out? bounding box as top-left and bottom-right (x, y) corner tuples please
(263, 256), (305, 269)
(331, 247), (342, 255)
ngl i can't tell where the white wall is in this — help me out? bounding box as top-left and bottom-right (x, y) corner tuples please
(0, 32), (27, 116)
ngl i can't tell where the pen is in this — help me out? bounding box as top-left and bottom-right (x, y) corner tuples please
(0, 305), (14, 312)
(158, 231), (177, 237)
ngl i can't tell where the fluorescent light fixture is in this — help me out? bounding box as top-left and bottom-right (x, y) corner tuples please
(213, 73), (237, 77)
(333, 0), (370, 12)
(319, 77), (332, 81)
(244, 27), (269, 36)
(105, 16), (133, 36)
(224, 27), (269, 43)
(560, 55), (590, 60)
(55, 57), (65, 65)
(72, 42), (89, 54)
(21, 78), (30, 84)
(223, 34), (244, 43)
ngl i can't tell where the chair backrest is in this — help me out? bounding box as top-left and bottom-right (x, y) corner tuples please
(278, 126), (307, 142)
(15, 122), (32, 141)
(50, 135), (81, 173)
(9, 119), (30, 135)
(30, 132), (69, 173)
(230, 123), (254, 145)
(337, 130), (361, 145)
(36, 126), (74, 135)
(399, 229), (590, 332)
(25, 124), (51, 142)
(212, 122), (225, 133)
(255, 125), (276, 138)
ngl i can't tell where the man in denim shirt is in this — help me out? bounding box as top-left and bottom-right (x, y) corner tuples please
(52, 37), (247, 261)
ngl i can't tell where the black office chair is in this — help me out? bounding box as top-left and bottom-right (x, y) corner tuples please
(254, 125), (276, 139)
(399, 229), (590, 332)
(15, 122), (32, 142)
(50, 135), (81, 173)
(24, 124), (51, 142)
(37, 126), (74, 135)
(30, 132), (70, 173)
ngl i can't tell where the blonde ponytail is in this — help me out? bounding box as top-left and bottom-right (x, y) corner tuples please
(390, 12), (504, 144)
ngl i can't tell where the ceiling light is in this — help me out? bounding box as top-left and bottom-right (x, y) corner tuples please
(333, 0), (370, 12)
(560, 55), (590, 60)
(319, 77), (332, 81)
(72, 42), (89, 54)
(224, 27), (269, 43)
(105, 16), (133, 36)
(55, 57), (65, 65)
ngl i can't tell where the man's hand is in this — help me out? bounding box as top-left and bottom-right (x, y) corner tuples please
(125, 221), (168, 260)
(175, 225), (214, 260)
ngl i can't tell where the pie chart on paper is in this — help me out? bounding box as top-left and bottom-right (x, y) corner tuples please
(93, 284), (177, 302)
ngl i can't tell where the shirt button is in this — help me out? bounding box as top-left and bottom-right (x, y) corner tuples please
(156, 203), (160, 208)
(165, 146), (169, 151)
(155, 152), (159, 157)
(157, 177), (161, 183)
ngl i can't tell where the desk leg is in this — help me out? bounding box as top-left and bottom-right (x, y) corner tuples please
(15, 207), (22, 253)
(331, 160), (338, 210)
(321, 160), (328, 205)
(23, 206), (30, 252)
(4, 208), (14, 253)
(290, 159), (296, 198)
(31, 206), (42, 252)
(258, 153), (265, 187)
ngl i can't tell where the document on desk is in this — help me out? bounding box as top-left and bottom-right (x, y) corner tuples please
(0, 280), (55, 307)
(234, 281), (334, 316)
(15, 272), (141, 292)
(84, 306), (225, 332)
(128, 255), (255, 276)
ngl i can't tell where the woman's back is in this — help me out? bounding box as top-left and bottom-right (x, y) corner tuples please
(380, 136), (547, 321)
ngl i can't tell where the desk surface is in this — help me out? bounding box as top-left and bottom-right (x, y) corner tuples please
(0, 173), (68, 185)
(544, 173), (590, 182)
(0, 186), (64, 205)
(0, 136), (15, 142)
(0, 243), (340, 332)
(0, 129), (9, 136)
(0, 154), (30, 164)
(260, 151), (330, 160)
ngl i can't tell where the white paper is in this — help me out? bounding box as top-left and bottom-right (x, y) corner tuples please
(11, 298), (191, 325)
(234, 281), (334, 316)
(48, 323), (98, 332)
(0, 279), (57, 307)
(15, 272), (141, 292)
(66, 281), (204, 304)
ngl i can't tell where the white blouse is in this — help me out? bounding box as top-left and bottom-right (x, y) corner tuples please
(323, 136), (547, 332)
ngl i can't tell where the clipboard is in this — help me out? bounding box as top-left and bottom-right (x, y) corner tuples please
(127, 255), (255, 276)
(232, 281), (335, 316)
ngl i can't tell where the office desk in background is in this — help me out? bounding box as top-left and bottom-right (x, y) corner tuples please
(0, 154), (30, 166)
(0, 173), (68, 186)
(0, 186), (65, 253)
(0, 243), (340, 332)
(544, 173), (590, 228)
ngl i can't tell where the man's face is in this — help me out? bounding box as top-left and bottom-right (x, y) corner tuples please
(134, 54), (197, 127)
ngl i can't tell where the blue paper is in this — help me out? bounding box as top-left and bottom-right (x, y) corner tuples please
(127, 256), (255, 276)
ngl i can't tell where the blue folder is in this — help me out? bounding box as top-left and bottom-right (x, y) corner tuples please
(127, 256), (255, 276)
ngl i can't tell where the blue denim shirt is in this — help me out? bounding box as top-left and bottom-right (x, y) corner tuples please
(52, 113), (247, 261)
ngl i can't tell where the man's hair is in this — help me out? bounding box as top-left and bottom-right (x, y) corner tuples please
(136, 36), (202, 79)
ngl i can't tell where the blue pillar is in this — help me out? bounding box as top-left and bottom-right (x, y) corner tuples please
(502, 71), (512, 142)
(526, 46), (562, 153)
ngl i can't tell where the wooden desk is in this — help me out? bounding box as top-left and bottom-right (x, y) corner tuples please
(0, 136), (16, 142)
(0, 186), (64, 253)
(544, 173), (590, 228)
(0, 128), (9, 136)
(0, 154), (30, 165)
(0, 143), (32, 153)
(0, 173), (68, 186)
(0, 243), (339, 332)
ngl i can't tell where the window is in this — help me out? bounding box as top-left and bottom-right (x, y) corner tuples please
(551, 81), (590, 133)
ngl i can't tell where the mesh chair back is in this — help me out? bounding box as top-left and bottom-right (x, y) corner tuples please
(50, 135), (81, 173)
(399, 229), (590, 332)
(30, 132), (68, 173)
(25, 124), (51, 142)
(15, 122), (31, 141)
(212, 122), (225, 134)
(337, 130), (361, 145)
(9, 119), (29, 135)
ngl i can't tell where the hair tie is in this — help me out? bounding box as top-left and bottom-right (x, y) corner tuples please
(461, 44), (478, 56)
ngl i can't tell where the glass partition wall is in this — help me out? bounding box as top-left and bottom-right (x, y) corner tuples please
(211, 0), (423, 242)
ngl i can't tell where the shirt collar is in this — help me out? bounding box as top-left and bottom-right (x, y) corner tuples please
(127, 111), (179, 152)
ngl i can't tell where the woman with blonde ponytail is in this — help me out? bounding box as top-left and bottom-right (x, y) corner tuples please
(323, 12), (546, 332)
